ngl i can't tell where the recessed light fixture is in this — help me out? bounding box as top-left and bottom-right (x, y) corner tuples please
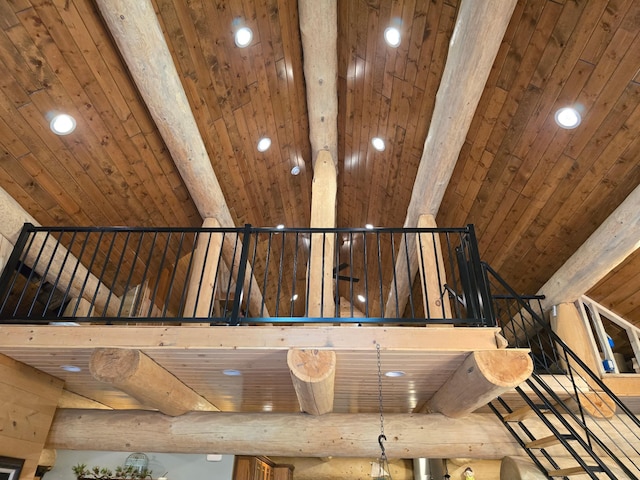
(50, 114), (76, 135)
(60, 365), (82, 372)
(371, 137), (385, 151)
(222, 369), (242, 376)
(384, 27), (401, 47)
(235, 26), (253, 48)
(365, 224), (374, 230)
(291, 165), (301, 175)
(257, 137), (271, 152)
(554, 107), (581, 129)
(276, 224), (285, 230)
(385, 370), (406, 377)
(357, 294), (366, 302)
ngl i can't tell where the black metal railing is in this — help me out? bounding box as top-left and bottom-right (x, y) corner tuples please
(0, 223), (494, 325)
(485, 263), (640, 479)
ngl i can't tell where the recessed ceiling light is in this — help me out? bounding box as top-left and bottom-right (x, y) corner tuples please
(384, 27), (401, 47)
(554, 107), (581, 129)
(235, 26), (253, 48)
(357, 294), (366, 302)
(291, 165), (301, 175)
(365, 224), (374, 230)
(385, 370), (406, 377)
(276, 224), (285, 230)
(222, 369), (242, 376)
(371, 137), (385, 151)
(50, 114), (76, 135)
(60, 365), (82, 372)
(257, 137), (271, 152)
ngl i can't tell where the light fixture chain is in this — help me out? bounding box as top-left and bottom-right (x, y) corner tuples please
(376, 343), (385, 440)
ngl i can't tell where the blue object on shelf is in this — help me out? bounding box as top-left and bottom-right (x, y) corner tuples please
(602, 359), (615, 373)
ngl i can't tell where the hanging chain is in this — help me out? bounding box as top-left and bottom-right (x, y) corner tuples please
(376, 342), (385, 439)
(375, 342), (391, 479)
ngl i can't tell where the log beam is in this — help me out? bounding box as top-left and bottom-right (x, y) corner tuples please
(385, 0), (517, 318)
(308, 151), (337, 317)
(94, 0), (268, 319)
(287, 348), (336, 415)
(426, 349), (533, 418)
(539, 184), (640, 309)
(47, 410), (523, 458)
(0, 187), (120, 317)
(89, 348), (218, 416)
(298, 1), (337, 166)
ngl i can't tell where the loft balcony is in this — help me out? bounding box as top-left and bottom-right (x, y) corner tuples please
(0, 223), (494, 326)
(1, 223), (639, 478)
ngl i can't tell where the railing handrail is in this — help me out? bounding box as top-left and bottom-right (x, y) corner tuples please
(0, 223), (494, 326)
(483, 262), (640, 425)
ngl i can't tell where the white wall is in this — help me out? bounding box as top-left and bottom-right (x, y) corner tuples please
(44, 451), (234, 480)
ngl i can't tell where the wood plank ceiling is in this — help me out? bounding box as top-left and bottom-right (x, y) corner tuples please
(0, 0), (638, 326)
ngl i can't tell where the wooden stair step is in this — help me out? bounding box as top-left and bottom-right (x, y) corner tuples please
(502, 405), (547, 422)
(524, 435), (563, 449)
(547, 466), (589, 477)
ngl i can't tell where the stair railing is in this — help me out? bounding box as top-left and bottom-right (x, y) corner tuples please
(483, 263), (640, 479)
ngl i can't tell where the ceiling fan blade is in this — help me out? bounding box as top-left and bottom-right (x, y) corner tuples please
(337, 275), (359, 283)
(334, 262), (349, 273)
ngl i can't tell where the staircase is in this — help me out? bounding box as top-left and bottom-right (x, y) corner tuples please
(483, 263), (640, 479)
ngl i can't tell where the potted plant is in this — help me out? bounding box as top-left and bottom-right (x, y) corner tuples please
(72, 464), (153, 480)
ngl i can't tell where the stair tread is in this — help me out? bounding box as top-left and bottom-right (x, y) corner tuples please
(547, 466), (589, 477)
(502, 405), (550, 422)
(524, 435), (563, 449)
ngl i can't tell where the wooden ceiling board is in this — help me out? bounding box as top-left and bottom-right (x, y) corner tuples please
(437, 0), (640, 328)
(0, 344), (469, 414)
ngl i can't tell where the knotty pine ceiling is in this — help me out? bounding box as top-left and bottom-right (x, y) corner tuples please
(0, 0), (639, 330)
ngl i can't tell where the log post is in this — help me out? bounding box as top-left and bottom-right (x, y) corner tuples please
(89, 348), (218, 416)
(416, 215), (452, 323)
(287, 348), (336, 415)
(426, 349), (533, 418)
(184, 218), (222, 320)
(500, 457), (547, 480)
(551, 302), (616, 418)
(308, 151), (337, 318)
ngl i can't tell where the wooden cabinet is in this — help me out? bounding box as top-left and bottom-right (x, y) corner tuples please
(233, 457), (293, 480)
(233, 456), (274, 480)
(273, 465), (294, 480)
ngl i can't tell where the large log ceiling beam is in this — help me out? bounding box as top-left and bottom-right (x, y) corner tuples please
(424, 350), (532, 418)
(48, 410), (523, 458)
(298, 0), (338, 167)
(538, 184), (640, 310)
(287, 348), (336, 415)
(385, 0), (517, 318)
(0, 187), (121, 316)
(503, 184), (640, 341)
(89, 348), (218, 416)
(94, 0), (267, 318)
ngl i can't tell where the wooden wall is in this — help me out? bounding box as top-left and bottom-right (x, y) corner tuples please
(0, 353), (64, 480)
